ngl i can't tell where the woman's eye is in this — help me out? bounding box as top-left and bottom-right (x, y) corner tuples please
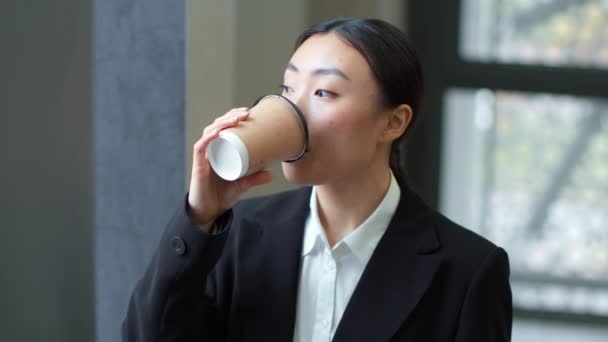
(279, 84), (293, 94)
(314, 89), (334, 98)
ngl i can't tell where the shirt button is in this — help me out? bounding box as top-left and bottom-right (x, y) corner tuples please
(170, 236), (187, 255)
(322, 319), (329, 328)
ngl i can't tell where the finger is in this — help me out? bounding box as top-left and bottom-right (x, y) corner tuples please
(193, 128), (220, 157)
(196, 107), (250, 155)
(236, 170), (274, 192)
(204, 110), (250, 137)
(213, 107), (249, 124)
(196, 109), (247, 154)
(223, 108), (249, 122)
(236, 110), (250, 119)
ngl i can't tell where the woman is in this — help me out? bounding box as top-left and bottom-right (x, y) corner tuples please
(123, 18), (512, 342)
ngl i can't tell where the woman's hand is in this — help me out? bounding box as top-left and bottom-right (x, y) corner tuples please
(187, 107), (273, 232)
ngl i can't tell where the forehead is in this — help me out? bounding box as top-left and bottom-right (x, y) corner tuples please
(287, 33), (374, 82)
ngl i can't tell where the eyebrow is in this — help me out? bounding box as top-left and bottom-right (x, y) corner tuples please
(286, 63), (351, 81)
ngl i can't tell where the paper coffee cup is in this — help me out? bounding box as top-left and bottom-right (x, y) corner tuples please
(207, 95), (308, 181)
(207, 130), (250, 181)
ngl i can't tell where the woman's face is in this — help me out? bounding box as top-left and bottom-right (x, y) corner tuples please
(280, 32), (391, 185)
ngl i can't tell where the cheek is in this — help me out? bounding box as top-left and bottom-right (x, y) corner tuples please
(308, 101), (358, 131)
(307, 114), (346, 155)
(309, 109), (376, 160)
(304, 91), (381, 149)
(304, 106), (338, 145)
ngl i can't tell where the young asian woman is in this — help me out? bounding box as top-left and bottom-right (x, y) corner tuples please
(123, 18), (512, 342)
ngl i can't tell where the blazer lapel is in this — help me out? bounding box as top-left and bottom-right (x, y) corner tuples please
(332, 187), (443, 342)
(244, 187), (312, 340)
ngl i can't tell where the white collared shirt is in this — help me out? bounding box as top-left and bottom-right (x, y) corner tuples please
(293, 172), (401, 342)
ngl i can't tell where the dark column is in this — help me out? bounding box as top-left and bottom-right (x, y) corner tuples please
(0, 1), (94, 341)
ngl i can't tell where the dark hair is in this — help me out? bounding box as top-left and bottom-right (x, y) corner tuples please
(295, 18), (424, 186)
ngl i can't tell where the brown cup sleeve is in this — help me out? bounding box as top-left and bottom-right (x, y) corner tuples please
(250, 94), (309, 162)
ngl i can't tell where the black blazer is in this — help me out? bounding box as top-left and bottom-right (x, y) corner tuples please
(123, 186), (512, 341)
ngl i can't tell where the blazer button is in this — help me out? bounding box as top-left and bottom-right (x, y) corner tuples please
(170, 236), (187, 255)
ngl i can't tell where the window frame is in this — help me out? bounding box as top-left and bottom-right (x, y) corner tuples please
(406, 0), (608, 323)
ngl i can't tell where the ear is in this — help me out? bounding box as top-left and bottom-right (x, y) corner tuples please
(380, 104), (413, 143)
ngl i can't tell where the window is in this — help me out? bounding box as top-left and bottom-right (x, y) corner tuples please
(442, 89), (608, 316)
(461, 0), (608, 68)
(409, 0), (608, 320)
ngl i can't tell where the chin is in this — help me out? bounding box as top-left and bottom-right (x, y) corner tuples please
(281, 161), (317, 186)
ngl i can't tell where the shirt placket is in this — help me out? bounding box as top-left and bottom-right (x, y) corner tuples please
(312, 249), (337, 342)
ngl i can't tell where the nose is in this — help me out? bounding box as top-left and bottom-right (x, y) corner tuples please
(282, 90), (301, 107)
(285, 92), (307, 119)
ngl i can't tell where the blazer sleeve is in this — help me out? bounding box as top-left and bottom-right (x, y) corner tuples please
(122, 195), (233, 342)
(454, 247), (513, 342)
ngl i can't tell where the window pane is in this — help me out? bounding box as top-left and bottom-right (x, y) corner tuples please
(441, 89), (608, 315)
(461, 0), (608, 68)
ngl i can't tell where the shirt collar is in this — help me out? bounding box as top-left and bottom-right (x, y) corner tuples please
(301, 171), (401, 265)
(301, 186), (326, 257)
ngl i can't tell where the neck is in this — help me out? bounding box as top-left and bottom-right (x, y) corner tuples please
(315, 163), (392, 247)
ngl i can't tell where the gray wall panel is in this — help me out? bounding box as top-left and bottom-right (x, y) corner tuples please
(93, 0), (185, 340)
